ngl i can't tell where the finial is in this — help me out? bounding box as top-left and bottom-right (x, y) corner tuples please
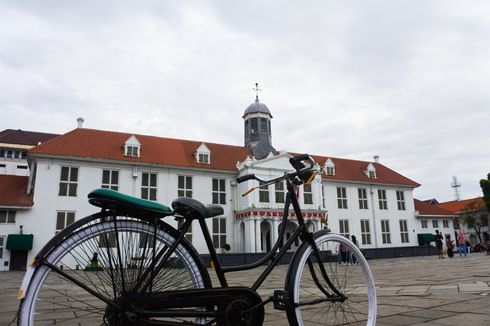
(253, 82), (261, 101)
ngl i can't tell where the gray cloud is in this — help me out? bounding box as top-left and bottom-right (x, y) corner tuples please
(1, 0), (489, 202)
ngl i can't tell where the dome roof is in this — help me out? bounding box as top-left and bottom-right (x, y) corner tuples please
(243, 96), (272, 118)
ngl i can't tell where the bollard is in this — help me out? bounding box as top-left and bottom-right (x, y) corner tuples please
(210, 260), (215, 268)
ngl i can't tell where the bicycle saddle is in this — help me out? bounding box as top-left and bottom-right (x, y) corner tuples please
(172, 197), (224, 219)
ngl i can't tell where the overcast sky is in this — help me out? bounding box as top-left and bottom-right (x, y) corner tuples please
(1, 0), (489, 202)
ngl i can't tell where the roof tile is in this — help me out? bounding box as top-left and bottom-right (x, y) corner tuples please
(0, 175), (33, 207)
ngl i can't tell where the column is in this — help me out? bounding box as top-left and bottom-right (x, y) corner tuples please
(255, 218), (261, 253)
(272, 218), (279, 246)
(245, 219), (255, 253)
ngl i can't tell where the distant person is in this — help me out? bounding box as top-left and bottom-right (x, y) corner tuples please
(445, 234), (454, 258)
(351, 235), (359, 265)
(337, 243), (348, 264)
(457, 229), (467, 257)
(435, 230), (444, 258)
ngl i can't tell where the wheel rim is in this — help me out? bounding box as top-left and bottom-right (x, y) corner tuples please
(20, 220), (207, 325)
(293, 233), (376, 325)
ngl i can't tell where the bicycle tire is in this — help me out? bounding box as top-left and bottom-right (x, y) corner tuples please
(285, 231), (376, 326)
(18, 219), (211, 325)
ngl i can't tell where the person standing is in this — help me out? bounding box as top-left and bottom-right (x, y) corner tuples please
(457, 229), (467, 257)
(351, 235), (359, 264)
(445, 234), (454, 258)
(435, 230), (444, 258)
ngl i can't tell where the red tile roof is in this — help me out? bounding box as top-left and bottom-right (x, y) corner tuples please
(309, 154), (420, 187)
(0, 129), (59, 146)
(29, 128), (420, 187)
(437, 197), (485, 213)
(414, 199), (455, 217)
(0, 175), (33, 207)
(30, 128), (252, 172)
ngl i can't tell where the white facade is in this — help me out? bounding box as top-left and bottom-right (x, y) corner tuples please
(0, 144), (29, 176)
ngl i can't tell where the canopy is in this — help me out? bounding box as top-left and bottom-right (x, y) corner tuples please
(417, 233), (436, 245)
(6, 234), (33, 250)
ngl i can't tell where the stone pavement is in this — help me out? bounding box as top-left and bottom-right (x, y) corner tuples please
(1, 252), (489, 325)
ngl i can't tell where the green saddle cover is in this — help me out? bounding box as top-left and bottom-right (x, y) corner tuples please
(88, 188), (172, 214)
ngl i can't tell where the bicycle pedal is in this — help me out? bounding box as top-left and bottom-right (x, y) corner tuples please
(272, 290), (289, 310)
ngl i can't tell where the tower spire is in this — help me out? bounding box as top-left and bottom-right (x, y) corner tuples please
(253, 82), (261, 101)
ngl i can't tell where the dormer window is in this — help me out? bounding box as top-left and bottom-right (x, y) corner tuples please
(195, 143), (211, 164)
(365, 163), (376, 179)
(124, 135), (141, 158)
(324, 158), (335, 176)
(198, 153), (209, 164)
(126, 146), (139, 157)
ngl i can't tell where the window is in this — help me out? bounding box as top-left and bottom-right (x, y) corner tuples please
(138, 233), (155, 248)
(378, 189), (387, 210)
(17, 165), (28, 170)
(339, 219), (349, 237)
(198, 153), (209, 164)
(368, 170), (376, 178)
(142, 173), (157, 201)
(303, 184), (313, 205)
(432, 220), (439, 228)
(212, 217), (227, 249)
(443, 220), (449, 228)
(324, 158), (335, 176)
(337, 187), (347, 209)
(421, 220), (428, 228)
(251, 118), (258, 133)
(0, 236), (4, 259)
(21, 151), (27, 159)
(358, 188), (368, 210)
(259, 181), (269, 203)
(56, 211), (75, 234)
(102, 170), (119, 190)
(178, 219), (193, 242)
(58, 167), (78, 197)
(212, 178), (226, 204)
(0, 211), (16, 224)
(260, 118), (268, 133)
(396, 191), (406, 210)
(244, 120), (249, 136)
(381, 220), (391, 244)
(99, 232), (116, 248)
(360, 220), (371, 245)
(178, 175), (193, 198)
(6, 150), (12, 158)
(275, 182), (285, 203)
(399, 220), (409, 243)
(0, 149), (4, 157)
(321, 186), (326, 208)
(125, 146), (139, 157)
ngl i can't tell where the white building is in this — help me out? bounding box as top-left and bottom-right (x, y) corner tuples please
(1, 97), (424, 270)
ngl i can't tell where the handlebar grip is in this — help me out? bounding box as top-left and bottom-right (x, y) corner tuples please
(237, 174), (255, 183)
(289, 154), (310, 170)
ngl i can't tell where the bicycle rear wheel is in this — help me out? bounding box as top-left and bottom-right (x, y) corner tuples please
(286, 232), (376, 326)
(18, 219), (211, 325)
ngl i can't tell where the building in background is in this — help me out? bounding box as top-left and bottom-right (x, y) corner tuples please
(1, 97), (425, 270)
(0, 129), (59, 176)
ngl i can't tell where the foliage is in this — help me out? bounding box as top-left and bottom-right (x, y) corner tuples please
(462, 200), (486, 243)
(480, 173), (490, 212)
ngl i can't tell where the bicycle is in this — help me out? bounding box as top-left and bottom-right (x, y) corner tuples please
(17, 154), (377, 325)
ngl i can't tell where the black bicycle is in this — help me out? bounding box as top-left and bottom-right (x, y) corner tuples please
(17, 154), (376, 325)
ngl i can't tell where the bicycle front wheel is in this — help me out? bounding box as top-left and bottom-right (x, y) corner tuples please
(286, 232), (376, 326)
(19, 219), (211, 325)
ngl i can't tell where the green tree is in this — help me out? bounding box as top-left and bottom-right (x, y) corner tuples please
(461, 200), (485, 243)
(480, 173), (490, 212)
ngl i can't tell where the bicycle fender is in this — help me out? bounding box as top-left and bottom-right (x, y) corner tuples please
(18, 259), (36, 299)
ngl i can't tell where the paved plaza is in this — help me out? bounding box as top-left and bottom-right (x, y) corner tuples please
(1, 252), (489, 325)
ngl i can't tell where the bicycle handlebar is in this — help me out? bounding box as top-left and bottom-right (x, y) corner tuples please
(237, 154), (318, 196)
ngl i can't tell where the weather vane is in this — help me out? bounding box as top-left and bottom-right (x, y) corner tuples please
(253, 82), (261, 99)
